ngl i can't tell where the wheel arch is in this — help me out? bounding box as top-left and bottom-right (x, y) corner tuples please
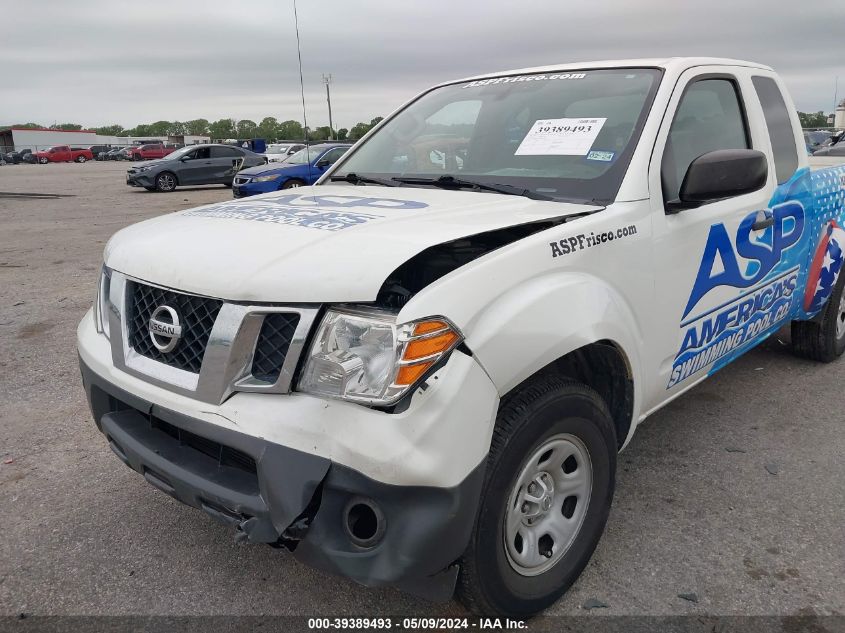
(500, 340), (635, 450)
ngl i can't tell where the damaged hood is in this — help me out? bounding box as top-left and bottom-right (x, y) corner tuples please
(105, 184), (601, 302)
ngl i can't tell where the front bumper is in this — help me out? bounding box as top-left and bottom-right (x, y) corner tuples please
(81, 358), (484, 599)
(126, 171), (154, 187)
(232, 180), (279, 198)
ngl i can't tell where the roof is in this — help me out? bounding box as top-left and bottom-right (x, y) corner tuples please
(2, 126), (96, 134)
(451, 57), (774, 85)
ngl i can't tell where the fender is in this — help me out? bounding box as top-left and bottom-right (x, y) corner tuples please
(396, 205), (650, 442)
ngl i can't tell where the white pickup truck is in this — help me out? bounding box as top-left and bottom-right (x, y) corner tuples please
(78, 58), (845, 616)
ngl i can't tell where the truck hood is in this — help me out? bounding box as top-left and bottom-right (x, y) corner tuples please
(105, 185), (601, 302)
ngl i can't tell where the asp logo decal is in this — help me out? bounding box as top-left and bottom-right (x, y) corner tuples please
(182, 194), (428, 232)
(683, 202), (804, 318)
(668, 201), (806, 389)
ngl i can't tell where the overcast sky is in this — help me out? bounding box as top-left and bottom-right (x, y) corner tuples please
(2, 0), (843, 130)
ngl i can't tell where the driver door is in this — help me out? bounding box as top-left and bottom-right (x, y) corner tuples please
(645, 67), (780, 408)
(178, 147), (212, 184)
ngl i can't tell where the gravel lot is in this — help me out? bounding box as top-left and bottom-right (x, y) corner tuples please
(0, 161), (843, 619)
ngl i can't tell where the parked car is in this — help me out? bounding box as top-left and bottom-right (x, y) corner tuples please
(264, 143), (305, 163)
(103, 148), (128, 161)
(3, 149), (33, 164)
(78, 58), (845, 617)
(126, 143), (179, 161)
(804, 130), (833, 153)
(813, 131), (845, 157)
(125, 143), (266, 192)
(232, 143), (350, 197)
(88, 145), (113, 160)
(34, 145), (94, 163)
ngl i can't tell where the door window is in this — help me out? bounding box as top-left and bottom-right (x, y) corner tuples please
(190, 147), (211, 160)
(751, 76), (800, 184)
(211, 146), (242, 158)
(318, 147), (348, 165)
(661, 78), (750, 203)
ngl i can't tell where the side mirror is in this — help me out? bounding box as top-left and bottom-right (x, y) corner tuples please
(669, 149), (768, 212)
(316, 159), (331, 169)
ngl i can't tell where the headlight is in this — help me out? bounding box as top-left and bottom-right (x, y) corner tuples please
(94, 265), (112, 339)
(253, 174), (280, 182)
(298, 308), (461, 405)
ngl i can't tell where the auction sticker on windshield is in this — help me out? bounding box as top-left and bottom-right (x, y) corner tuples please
(515, 117), (606, 156)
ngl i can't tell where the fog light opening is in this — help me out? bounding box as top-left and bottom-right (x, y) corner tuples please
(343, 497), (385, 548)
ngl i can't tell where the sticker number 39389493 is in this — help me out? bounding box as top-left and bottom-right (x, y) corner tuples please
(515, 117), (606, 156)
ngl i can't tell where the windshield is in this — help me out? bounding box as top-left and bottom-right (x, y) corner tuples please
(162, 146), (197, 161)
(267, 145), (289, 154)
(286, 146), (325, 165)
(333, 68), (662, 203)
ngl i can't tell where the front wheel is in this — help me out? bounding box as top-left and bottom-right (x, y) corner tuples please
(281, 178), (304, 189)
(456, 376), (616, 617)
(154, 172), (177, 192)
(76, 155), (86, 163)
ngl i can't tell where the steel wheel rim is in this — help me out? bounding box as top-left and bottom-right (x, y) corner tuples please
(503, 433), (592, 576)
(836, 291), (845, 340)
(159, 174), (175, 190)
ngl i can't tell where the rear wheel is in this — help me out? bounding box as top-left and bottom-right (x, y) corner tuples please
(456, 376), (616, 617)
(76, 155), (86, 163)
(39, 156), (48, 164)
(154, 172), (177, 192)
(281, 178), (305, 189)
(792, 270), (845, 362)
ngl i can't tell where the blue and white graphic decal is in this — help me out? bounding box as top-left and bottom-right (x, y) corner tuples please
(182, 194), (428, 232)
(668, 164), (845, 389)
(803, 220), (845, 312)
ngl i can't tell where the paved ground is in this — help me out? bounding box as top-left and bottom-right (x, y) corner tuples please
(0, 161), (843, 618)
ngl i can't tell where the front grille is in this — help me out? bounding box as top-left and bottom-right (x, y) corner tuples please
(251, 313), (301, 383)
(128, 282), (223, 373)
(150, 416), (257, 475)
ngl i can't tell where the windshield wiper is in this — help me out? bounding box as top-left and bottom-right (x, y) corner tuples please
(391, 175), (554, 201)
(330, 172), (398, 187)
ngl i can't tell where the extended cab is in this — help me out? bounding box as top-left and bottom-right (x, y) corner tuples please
(35, 145), (94, 163)
(77, 58), (845, 617)
(126, 143), (178, 161)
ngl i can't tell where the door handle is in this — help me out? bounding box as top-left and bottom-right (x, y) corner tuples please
(751, 212), (774, 231)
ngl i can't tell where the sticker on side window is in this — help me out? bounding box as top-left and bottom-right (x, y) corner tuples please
(514, 118), (606, 156)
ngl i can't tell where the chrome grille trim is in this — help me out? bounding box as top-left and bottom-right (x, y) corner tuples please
(106, 271), (320, 404)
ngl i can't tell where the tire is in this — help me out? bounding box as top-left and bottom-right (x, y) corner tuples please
(154, 172), (177, 192)
(791, 270), (845, 362)
(281, 178), (305, 189)
(76, 155), (86, 163)
(456, 375), (617, 618)
(39, 157), (48, 164)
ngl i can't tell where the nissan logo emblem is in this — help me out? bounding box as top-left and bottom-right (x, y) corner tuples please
(148, 305), (183, 353)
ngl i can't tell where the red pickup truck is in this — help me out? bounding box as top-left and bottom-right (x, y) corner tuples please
(35, 146), (94, 163)
(125, 143), (178, 161)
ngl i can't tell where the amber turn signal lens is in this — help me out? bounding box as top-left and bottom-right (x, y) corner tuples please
(395, 361), (435, 386)
(412, 320), (449, 336)
(403, 331), (459, 361)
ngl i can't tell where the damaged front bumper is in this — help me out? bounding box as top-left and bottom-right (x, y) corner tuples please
(80, 359), (485, 601)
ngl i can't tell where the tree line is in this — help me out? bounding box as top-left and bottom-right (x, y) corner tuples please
(8, 117), (385, 141)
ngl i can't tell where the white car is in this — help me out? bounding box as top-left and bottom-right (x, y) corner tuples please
(263, 143), (305, 163)
(78, 58), (845, 617)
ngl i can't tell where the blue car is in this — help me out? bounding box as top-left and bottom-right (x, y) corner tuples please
(232, 143), (351, 197)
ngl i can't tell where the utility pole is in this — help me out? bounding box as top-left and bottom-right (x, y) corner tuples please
(323, 73), (334, 140)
